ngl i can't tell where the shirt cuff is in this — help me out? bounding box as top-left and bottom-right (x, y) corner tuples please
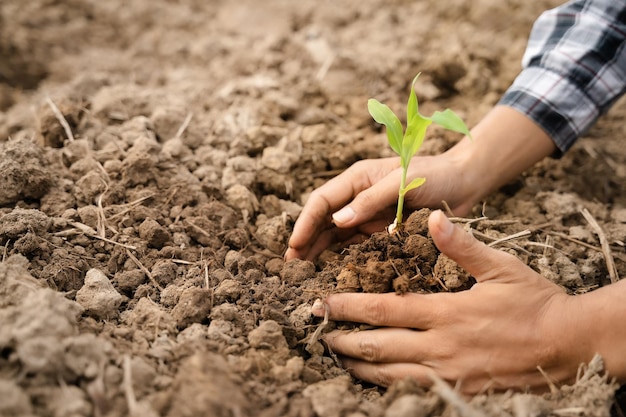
(498, 66), (601, 156)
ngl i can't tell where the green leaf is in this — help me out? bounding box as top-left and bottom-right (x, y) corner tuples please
(406, 73), (421, 125)
(403, 177), (426, 193)
(428, 109), (472, 139)
(402, 115), (431, 166)
(368, 99), (403, 155)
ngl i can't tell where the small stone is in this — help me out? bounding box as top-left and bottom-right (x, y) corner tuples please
(214, 279), (242, 301)
(76, 269), (123, 319)
(171, 287), (212, 329)
(280, 258), (316, 284)
(225, 184), (259, 216)
(248, 320), (288, 351)
(138, 218), (171, 249)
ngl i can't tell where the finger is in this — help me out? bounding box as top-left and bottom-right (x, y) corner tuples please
(285, 216), (392, 260)
(287, 224), (364, 261)
(337, 217), (393, 247)
(339, 357), (436, 388)
(286, 196), (333, 259)
(342, 356), (554, 393)
(331, 162), (402, 228)
(428, 210), (520, 282)
(304, 227), (346, 261)
(285, 228), (332, 261)
(312, 292), (445, 329)
(287, 160), (399, 259)
(284, 246), (305, 261)
(324, 327), (439, 364)
(285, 233), (322, 261)
(338, 232), (370, 248)
(287, 165), (374, 258)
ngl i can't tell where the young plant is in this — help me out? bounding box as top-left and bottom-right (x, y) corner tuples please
(367, 73), (472, 232)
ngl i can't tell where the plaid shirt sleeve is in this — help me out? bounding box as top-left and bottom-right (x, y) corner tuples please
(498, 0), (626, 155)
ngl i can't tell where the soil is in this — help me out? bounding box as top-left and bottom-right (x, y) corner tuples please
(1, 0), (626, 416)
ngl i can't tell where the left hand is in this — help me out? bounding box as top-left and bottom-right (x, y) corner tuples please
(312, 210), (593, 393)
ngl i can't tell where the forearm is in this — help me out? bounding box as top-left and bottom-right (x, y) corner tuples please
(447, 105), (556, 203)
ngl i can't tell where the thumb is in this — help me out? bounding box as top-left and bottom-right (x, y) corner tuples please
(428, 210), (514, 282)
(331, 174), (400, 228)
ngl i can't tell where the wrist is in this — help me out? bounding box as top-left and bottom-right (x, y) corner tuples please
(448, 105), (556, 205)
(576, 281), (626, 383)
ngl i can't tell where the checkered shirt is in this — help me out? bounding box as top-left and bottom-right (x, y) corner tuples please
(499, 0), (626, 155)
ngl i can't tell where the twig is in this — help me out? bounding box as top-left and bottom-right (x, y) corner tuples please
(577, 353), (605, 383)
(306, 299), (330, 353)
(316, 53), (335, 81)
(543, 230), (602, 252)
(448, 216), (488, 225)
(2, 241), (8, 262)
(174, 113), (193, 140)
(45, 96), (75, 142)
(170, 259), (196, 265)
(429, 373), (484, 417)
(487, 229), (531, 247)
(184, 219), (213, 240)
(435, 276), (449, 292)
(125, 249), (164, 291)
(63, 222), (137, 250)
(581, 208), (619, 283)
(95, 193), (108, 239)
(107, 194), (155, 220)
(525, 241), (561, 253)
(162, 186), (180, 207)
(552, 408), (586, 416)
(448, 216), (523, 233)
(537, 365), (559, 395)
(470, 230), (532, 255)
(543, 235), (554, 257)
(123, 355), (138, 415)
(96, 162), (109, 181)
(92, 159), (113, 234)
(441, 200), (455, 217)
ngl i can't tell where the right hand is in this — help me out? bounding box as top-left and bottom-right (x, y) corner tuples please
(311, 210), (590, 392)
(285, 143), (478, 261)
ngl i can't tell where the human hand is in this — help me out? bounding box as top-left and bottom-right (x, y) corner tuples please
(312, 210), (592, 393)
(285, 146), (477, 261)
(286, 106), (558, 261)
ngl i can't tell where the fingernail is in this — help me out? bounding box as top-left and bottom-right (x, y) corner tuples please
(437, 210), (454, 236)
(332, 207), (355, 225)
(311, 298), (325, 316)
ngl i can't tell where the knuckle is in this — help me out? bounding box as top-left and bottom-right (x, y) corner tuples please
(350, 159), (369, 171)
(308, 188), (330, 210)
(353, 190), (378, 211)
(371, 366), (396, 387)
(357, 337), (383, 362)
(432, 340), (456, 362)
(343, 162), (368, 184)
(362, 298), (389, 326)
(489, 252), (527, 279)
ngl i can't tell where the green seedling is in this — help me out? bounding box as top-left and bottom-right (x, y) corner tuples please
(368, 73), (472, 232)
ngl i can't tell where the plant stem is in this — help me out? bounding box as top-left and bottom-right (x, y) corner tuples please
(396, 168), (407, 227)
